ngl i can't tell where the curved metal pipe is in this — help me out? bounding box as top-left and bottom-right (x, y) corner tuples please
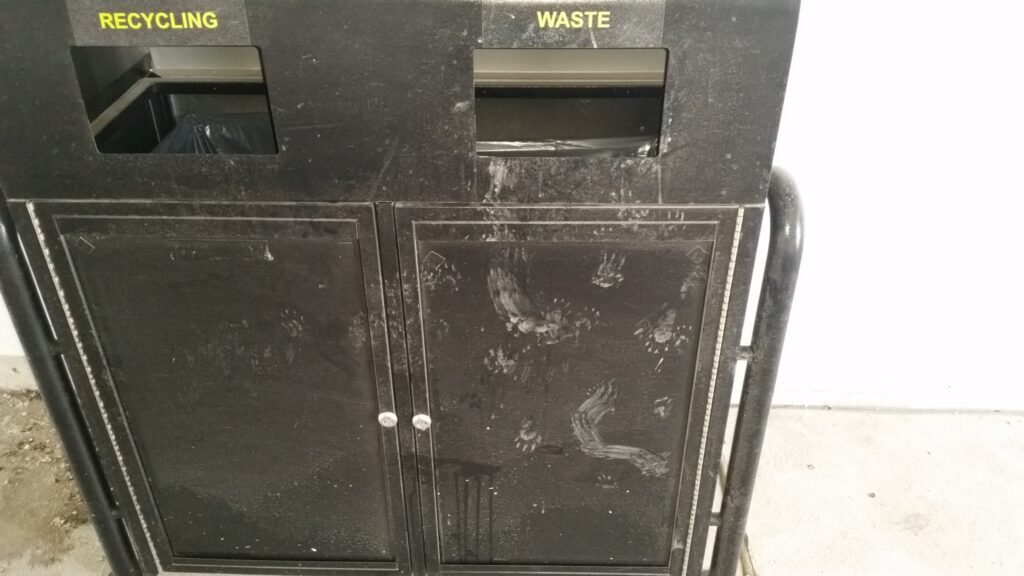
(711, 168), (804, 576)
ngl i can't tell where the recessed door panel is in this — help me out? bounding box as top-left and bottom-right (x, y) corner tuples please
(395, 206), (740, 574)
(27, 202), (410, 575)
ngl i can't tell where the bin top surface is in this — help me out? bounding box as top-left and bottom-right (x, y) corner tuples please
(0, 0), (799, 205)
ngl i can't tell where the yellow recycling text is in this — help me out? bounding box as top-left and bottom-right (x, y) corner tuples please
(97, 11), (219, 31)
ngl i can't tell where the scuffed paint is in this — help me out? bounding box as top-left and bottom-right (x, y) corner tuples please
(514, 416), (542, 453)
(421, 250), (462, 292)
(486, 252), (598, 345)
(591, 252), (626, 288)
(572, 382), (669, 478)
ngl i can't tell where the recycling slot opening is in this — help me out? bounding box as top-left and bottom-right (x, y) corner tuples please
(70, 46), (278, 154)
(473, 48), (668, 158)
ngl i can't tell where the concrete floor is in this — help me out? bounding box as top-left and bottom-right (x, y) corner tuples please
(0, 391), (106, 576)
(744, 407), (1024, 575)
(1, 391), (1021, 575)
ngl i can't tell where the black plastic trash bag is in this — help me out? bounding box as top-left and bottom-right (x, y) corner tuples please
(152, 113), (277, 154)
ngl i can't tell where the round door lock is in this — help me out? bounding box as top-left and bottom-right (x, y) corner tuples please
(377, 411), (398, 428)
(412, 414), (432, 431)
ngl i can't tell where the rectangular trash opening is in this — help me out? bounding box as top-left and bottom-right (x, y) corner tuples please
(473, 49), (668, 158)
(70, 46), (278, 154)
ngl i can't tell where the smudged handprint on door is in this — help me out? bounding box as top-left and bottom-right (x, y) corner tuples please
(571, 381), (669, 478)
(514, 416), (542, 453)
(592, 252), (626, 288)
(487, 248), (599, 344)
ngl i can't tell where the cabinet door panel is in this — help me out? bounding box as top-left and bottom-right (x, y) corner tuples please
(395, 206), (742, 575)
(25, 202), (409, 575)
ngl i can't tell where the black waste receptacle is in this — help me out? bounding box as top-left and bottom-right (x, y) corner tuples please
(0, 2), (802, 575)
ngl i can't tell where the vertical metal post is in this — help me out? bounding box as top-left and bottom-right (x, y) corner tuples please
(0, 203), (142, 576)
(710, 168), (804, 576)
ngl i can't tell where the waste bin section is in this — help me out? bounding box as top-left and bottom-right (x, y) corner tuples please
(473, 48), (667, 157)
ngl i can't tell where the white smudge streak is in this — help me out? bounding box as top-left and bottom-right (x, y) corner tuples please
(280, 308), (305, 338)
(571, 382), (669, 477)
(634, 306), (694, 354)
(487, 266), (597, 344)
(487, 266), (563, 337)
(262, 246), (274, 261)
(592, 252), (626, 288)
(421, 250), (461, 292)
(484, 346), (519, 375)
(653, 397), (673, 419)
(485, 159), (510, 203)
(514, 416), (542, 453)
(679, 245), (710, 301)
(486, 249), (598, 344)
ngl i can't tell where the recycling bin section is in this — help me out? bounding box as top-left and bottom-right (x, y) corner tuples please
(71, 46), (278, 154)
(0, 2), (802, 576)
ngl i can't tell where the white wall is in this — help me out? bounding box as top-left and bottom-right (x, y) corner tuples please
(0, 295), (30, 391)
(769, 1), (1024, 409)
(0, 296), (22, 357)
(2, 2), (1023, 408)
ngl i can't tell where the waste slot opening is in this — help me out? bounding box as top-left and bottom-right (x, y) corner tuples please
(473, 48), (667, 158)
(70, 46), (278, 155)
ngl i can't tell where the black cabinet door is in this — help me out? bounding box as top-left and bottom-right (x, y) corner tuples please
(394, 205), (746, 576)
(21, 202), (411, 575)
